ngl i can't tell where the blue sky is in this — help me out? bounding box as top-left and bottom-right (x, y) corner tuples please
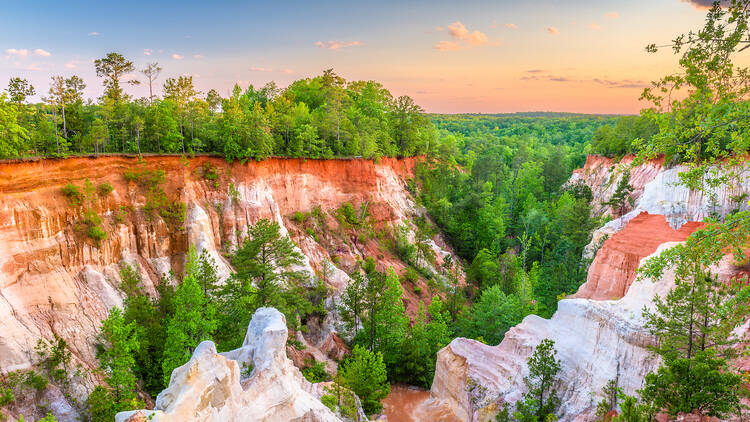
(0, 0), (720, 113)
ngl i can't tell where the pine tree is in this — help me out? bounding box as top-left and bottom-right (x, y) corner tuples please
(161, 249), (217, 385)
(603, 170), (634, 217)
(498, 339), (561, 422)
(339, 345), (390, 415)
(86, 307), (141, 422)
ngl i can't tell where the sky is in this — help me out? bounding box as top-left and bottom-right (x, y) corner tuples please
(0, 0), (732, 114)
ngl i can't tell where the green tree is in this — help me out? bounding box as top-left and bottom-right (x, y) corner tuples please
(86, 307), (141, 421)
(603, 170), (634, 217)
(7, 77), (35, 104)
(499, 339), (561, 422)
(161, 248), (217, 384)
(457, 285), (523, 345)
(339, 345), (390, 415)
(94, 52), (138, 103)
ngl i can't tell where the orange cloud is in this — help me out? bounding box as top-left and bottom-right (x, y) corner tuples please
(436, 21), (490, 51)
(315, 40), (362, 49)
(5, 48), (29, 57)
(546, 26), (559, 35)
(172, 53), (184, 60)
(589, 23), (602, 30)
(605, 12), (619, 19)
(504, 23), (518, 29)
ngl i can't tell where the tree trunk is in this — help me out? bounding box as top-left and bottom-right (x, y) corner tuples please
(62, 104), (67, 139)
(52, 106), (59, 154)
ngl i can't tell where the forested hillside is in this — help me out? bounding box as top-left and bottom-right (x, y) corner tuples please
(0, 63), (435, 161)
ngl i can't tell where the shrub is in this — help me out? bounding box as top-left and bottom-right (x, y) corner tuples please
(301, 359), (331, 383)
(24, 370), (48, 391)
(97, 182), (114, 197)
(291, 211), (307, 224)
(0, 386), (14, 406)
(404, 267), (419, 284)
(87, 226), (107, 243)
(413, 286), (422, 295)
(124, 169), (166, 189)
(321, 394), (337, 412)
(61, 183), (84, 206)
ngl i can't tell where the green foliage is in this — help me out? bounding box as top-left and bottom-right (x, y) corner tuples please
(97, 182), (114, 197)
(61, 183), (84, 206)
(161, 248), (217, 384)
(498, 339), (561, 422)
(637, 1), (750, 188)
(321, 394), (337, 412)
(602, 170), (634, 216)
(214, 218), (312, 350)
(393, 297), (452, 388)
(589, 115), (657, 157)
(301, 358), (331, 383)
(456, 285), (523, 345)
(339, 345), (390, 415)
(637, 210), (750, 418)
(86, 307), (141, 422)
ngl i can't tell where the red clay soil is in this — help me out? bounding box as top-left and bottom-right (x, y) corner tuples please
(382, 385), (461, 422)
(574, 212), (704, 300)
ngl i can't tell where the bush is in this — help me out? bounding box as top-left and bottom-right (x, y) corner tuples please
(321, 394), (337, 412)
(61, 183), (84, 206)
(124, 169), (166, 189)
(301, 359), (331, 383)
(0, 386), (14, 406)
(291, 211), (307, 224)
(97, 182), (113, 196)
(24, 370), (48, 391)
(339, 345), (390, 415)
(404, 267), (419, 284)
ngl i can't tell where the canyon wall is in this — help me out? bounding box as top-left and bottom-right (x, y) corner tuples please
(0, 155), (455, 419)
(427, 156), (750, 421)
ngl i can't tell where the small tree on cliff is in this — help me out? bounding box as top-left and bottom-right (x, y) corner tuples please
(603, 170), (634, 217)
(161, 248), (217, 385)
(638, 215), (750, 418)
(497, 338), (561, 422)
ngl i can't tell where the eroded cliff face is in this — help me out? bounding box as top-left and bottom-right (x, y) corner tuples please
(426, 156), (750, 422)
(0, 155), (455, 417)
(116, 307), (365, 422)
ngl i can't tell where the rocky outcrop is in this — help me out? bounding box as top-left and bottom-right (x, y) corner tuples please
(427, 246), (744, 422)
(0, 156), (456, 414)
(573, 212), (703, 300)
(116, 307), (361, 422)
(572, 155), (750, 259)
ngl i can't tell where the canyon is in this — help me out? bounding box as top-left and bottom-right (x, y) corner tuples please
(424, 155), (750, 421)
(0, 155), (455, 421)
(1, 154), (749, 421)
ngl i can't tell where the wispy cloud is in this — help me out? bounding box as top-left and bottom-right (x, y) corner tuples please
(143, 49), (153, 56)
(315, 40), (362, 50)
(87, 31), (100, 36)
(434, 21), (490, 51)
(521, 73), (648, 89)
(193, 54), (204, 59)
(172, 53), (184, 60)
(280, 68), (294, 74)
(5, 48), (29, 57)
(605, 12), (619, 19)
(34, 48), (51, 57)
(433, 41), (461, 51)
(250, 67), (273, 72)
(589, 23), (602, 30)
(504, 23), (518, 29)
(526, 69), (545, 73)
(546, 26), (559, 35)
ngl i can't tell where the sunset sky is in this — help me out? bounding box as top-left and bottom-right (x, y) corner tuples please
(0, 0), (732, 114)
